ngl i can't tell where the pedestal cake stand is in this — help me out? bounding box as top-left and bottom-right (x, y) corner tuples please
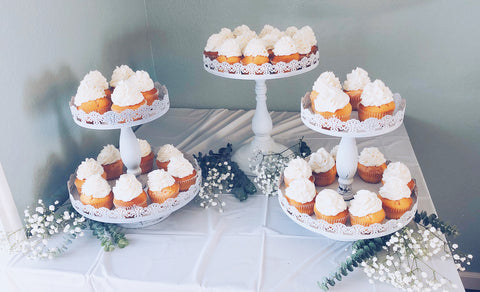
(203, 53), (319, 174)
(301, 92), (406, 200)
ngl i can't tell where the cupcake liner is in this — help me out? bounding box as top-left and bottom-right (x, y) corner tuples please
(358, 103), (395, 121)
(383, 205), (411, 219)
(176, 172), (198, 192)
(140, 152), (155, 174)
(80, 193), (113, 210)
(350, 209), (385, 226)
(103, 160), (123, 180)
(148, 183), (180, 204)
(285, 196), (315, 215)
(113, 191), (148, 209)
(357, 163), (386, 184)
(156, 160), (169, 171)
(344, 90), (362, 111)
(313, 165), (337, 186)
(314, 207), (348, 224)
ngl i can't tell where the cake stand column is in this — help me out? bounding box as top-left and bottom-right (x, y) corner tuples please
(336, 136), (358, 200)
(119, 126), (141, 176)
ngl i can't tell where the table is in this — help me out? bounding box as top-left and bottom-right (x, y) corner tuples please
(0, 108), (464, 291)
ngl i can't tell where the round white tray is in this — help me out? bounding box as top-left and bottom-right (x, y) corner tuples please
(277, 178), (418, 241)
(301, 92), (406, 138)
(68, 155), (201, 228)
(203, 52), (319, 80)
(69, 82), (170, 129)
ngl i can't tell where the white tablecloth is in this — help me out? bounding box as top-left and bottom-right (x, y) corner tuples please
(0, 108), (464, 291)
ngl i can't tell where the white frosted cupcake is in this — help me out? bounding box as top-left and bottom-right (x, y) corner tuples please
(342, 67), (371, 110)
(112, 173), (147, 209)
(167, 155), (197, 191)
(314, 189), (348, 224)
(309, 148), (336, 186)
(241, 38), (270, 66)
(310, 79), (352, 122)
(349, 190), (385, 226)
(80, 174), (113, 209)
(110, 65), (135, 89)
(110, 79), (146, 120)
(293, 26), (317, 58)
(235, 29), (257, 52)
(97, 144), (123, 180)
(283, 158), (314, 187)
(261, 28), (284, 56)
(147, 169), (180, 204)
(156, 144), (183, 171)
(378, 178), (413, 219)
(271, 36), (299, 67)
(358, 79), (395, 121)
(129, 70), (157, 105)
(204, 28), (234, 60)
(75, 70), (111, 114)
(216, 38), (242, 66)
(382, 161), (415, 191)
(138, 139), (154, 174)
(357, 147), (387, 184)
(284, 178), (317, 215)
(75, 158), (106, 194)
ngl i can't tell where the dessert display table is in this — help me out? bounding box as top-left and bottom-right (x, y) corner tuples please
(0, 108), (464, 292)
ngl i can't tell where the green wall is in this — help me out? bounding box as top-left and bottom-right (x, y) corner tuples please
(1, 0), (479, 273)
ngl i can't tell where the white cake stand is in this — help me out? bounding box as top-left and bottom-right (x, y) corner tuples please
(301, 92), (406, 200)
(203, 53), (319, 174)
(69, 82), (170, 175)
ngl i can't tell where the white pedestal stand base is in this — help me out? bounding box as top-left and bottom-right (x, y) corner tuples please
(119, 127), (142, 176)
(336, 137), (358, 200)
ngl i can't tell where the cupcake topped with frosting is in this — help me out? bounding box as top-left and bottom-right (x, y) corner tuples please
(243, 38), (269, 57)
(261, 28), (284, 50)
(313, 71), (342, 90)
(82, 174), (111, 198)
(168, 155), (194, 178)
(309, 148), (335, 173)
(138, 139), (152, 158)
(379, 178), (412, 201)
(112, 173), (143, 202)
(111, 79), (144, 107)
(157, 144), (183, 163)
(75, 70), (109, 106)
(273, 36), (297, 56)
(284, 158), (312, 181)
(343, 67), (371, 91)
(147, 169), (176, 191)
(129, 70), (154, 92)
(77, 158), (104, 180)
(235, 30), (257, 51)
(311, 82), (350, 113)
(285, 178), (316, 204)
(360, 79), (394, 106)
(97, 144), (121, 165)
(349, 190), (382, 217)
(217, 38), (242, 58)
(292, 29), (313, 55)
(110, 65), (134, 88)
(359, 147), (386, 167)
(315, 189), (347, 216)
(299, 25), (317, 47)
(382, 162), (412, 185)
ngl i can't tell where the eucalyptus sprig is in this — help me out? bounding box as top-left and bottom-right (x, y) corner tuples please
(88, 220), (129, 252)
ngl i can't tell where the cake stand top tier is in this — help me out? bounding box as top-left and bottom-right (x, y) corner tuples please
(301, 92), (406, 138)
(203, 52), (319, 80)
(69, 82), (169, 130)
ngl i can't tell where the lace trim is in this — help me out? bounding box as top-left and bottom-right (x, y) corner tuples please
(69, 83), (169, 126)
(203, 52), (320, 75)
(69, 154), (201, 224)
(301, 93), (406, 134)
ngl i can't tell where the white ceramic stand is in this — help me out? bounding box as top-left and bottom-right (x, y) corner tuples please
(335, 136), (358, 200)
(120, 126), (142, 175)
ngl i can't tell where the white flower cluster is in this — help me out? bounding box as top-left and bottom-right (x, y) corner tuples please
(361, 226), (471, 291)
(198, 161), (232, 212)
(3, 200), (86, 260)
(250, 150), (290, 196)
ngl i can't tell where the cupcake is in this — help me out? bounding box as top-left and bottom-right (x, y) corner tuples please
(74, 158), (106, 194)
(147, 169), (180, 204)
(112, 173), (148, 209)
(241, 38), (270, 66)
(310, 77), (352, 122)
(130, 70), (158, 105)
(313, 71), (342, 90)
(74, 70), (111, 115)
(382, 161), (415, 191)
(308, 148), (336, 186)
(138, 139), (154, 174)
(342, 67), (371, 110)
(110, 79), (146, 121)
(204, 28), (234, 60)
(110, 65), (134, 90)
(216, 38), (242, 66)
(235, 29), (257, 53)
(349, 190), (386, 226)
(314, 189), (348, 224)
(261, 27), (284, 57)
(293, 26), (317, 59)
(358, 79), (395, 121)
(284, 178), (317, 215)
(283, 158), (314, 188)
(271, 36), (299, 68)
(167, 155), (197, 191)
(97, 144), (123, 180)
(357, 147), (387, 184)
(156, 144), (183, 170)
(378, 178), (413, 219)
(80, 174), (113, 210)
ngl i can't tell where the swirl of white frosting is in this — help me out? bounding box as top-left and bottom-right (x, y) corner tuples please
(243, 38), (269, 57)
(313, 71), (342, 90)
(309, 148), (335, 173)
(285, 178), (316, 203)
(138, 139), (151, 157)
(74, 70), (109, 106)
(167, 156), (194, 178)
(292, 29), (312, 55)
(273, 36), (297, 56)
(156, 144), (183, 162)
(218, 28), (234, 39)
(283, 158), (312, 181)
(77, 158), (104, 180)
(235, 30), (257, 51)
(358, 147), (386, 167)
(147, 169), (175, 191)
(112, 174), (143, 202)
(261, 28), (284, 49)
(360, 79), (394, 107)
(382, 162), (412, 185)
(299, 25), (317, 47)
(349, 190), (383, 217)
(110, 65), (134, 88)
(330, 145), (339, 161)
(259, 24), (275, 38)
(285, 26), (298, 37)
(312, 82), (350, 113)
(205, 33), (224, 52)
(129, 70), (154, 92)
(379, 178), (411, 200)
(217, 39), (242, 57)
(82, 174), (111, 198)
(233, 24), (253, 37)
(111, 79), (144, 107)
(315, 189), (347, 216)
(343, 67), (371, 91)
(97, 144), (121, 165)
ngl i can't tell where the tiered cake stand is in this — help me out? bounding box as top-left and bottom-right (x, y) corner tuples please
(68, 83), (201, 227)
(203, 53), (319, 174)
